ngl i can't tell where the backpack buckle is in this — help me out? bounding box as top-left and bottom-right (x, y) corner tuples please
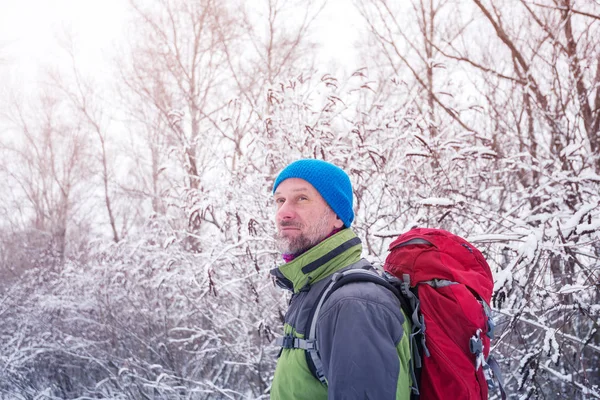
(470, 329), (485, 370)
(281, 335), (296, 349)
(303, 339), (318, 351)
(470, 336), (483, 355)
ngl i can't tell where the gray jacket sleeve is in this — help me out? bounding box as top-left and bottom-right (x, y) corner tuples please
(316, 281), (405, 400)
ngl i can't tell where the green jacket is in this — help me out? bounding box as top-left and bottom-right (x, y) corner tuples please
(270, 229), (412, 400)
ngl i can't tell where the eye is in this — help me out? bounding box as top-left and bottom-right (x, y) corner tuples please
(298, 195), (308, 201)
(275, 197), (285, 205)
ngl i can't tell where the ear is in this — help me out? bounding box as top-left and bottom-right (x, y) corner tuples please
(333, 216), (344, 229)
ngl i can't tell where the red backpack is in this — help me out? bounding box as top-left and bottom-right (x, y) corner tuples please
(384, 228), (505, 399)
(282, 228), (506, 399)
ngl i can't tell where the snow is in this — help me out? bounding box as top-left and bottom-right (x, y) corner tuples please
(417, 197), (455, 207)
(576, 219), (600, 235)
(458, 146), (497, 158)
(561, 202), (598, 236)
(542, 329), (560, 365)
(579, 171), (600, 181)
(518, 233), (538, 263)
(558, 284), (587, 294)
(405, 150), (431, 157)
(467, 233), (524, 242)
(1, 0), (599, 397)
(559, 143), (583, 158)
(493, 264), (514, 292)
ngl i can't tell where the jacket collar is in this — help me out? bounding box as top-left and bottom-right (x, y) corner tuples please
(270, 229), (362, 293)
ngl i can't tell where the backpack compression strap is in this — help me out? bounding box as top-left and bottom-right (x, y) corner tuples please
(485, 355), (507, 400)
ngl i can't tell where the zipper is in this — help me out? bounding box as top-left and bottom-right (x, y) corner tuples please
(272, 268), (294, 291)
(392, 237), (434, 249)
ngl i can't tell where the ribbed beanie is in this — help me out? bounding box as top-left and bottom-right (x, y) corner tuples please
(273, 159), (354, 227)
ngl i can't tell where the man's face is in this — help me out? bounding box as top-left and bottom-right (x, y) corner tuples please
(274, 178), (343, 254)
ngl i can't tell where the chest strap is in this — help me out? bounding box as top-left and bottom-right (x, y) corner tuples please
(274, 336), (318, 351)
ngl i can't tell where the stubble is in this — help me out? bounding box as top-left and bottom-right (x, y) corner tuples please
(276, 207), (334, 255)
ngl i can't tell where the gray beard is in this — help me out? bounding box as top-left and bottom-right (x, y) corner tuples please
(276, 231), (317, 255)
(276, 210), (334, 255)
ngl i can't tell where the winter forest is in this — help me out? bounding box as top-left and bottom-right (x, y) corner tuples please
(0, 0), (598, 398)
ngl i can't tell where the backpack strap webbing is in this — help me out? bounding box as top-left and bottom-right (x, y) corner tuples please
(484, 355), (507, 400)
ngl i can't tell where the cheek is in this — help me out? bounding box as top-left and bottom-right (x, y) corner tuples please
(308, 210), (332, 229)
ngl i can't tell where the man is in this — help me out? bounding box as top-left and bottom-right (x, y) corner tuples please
(269, 159), (411, 400)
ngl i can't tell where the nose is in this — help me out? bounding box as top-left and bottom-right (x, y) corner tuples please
(276, 200), (295, 221)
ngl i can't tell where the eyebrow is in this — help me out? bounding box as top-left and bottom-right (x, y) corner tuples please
(274, 187), (311, 196)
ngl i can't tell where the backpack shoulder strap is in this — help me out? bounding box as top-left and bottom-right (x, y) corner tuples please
(303, 260), (411, 385)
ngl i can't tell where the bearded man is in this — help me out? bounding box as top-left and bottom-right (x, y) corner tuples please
(269, 159), (411, 400)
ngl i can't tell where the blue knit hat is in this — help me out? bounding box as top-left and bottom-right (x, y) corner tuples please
(273, 159), (354, 227)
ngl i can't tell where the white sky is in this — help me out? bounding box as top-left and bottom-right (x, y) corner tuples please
(0, 0), (363, 93)
(0, 0), (365, 238)
(1, 0), (127, 82)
